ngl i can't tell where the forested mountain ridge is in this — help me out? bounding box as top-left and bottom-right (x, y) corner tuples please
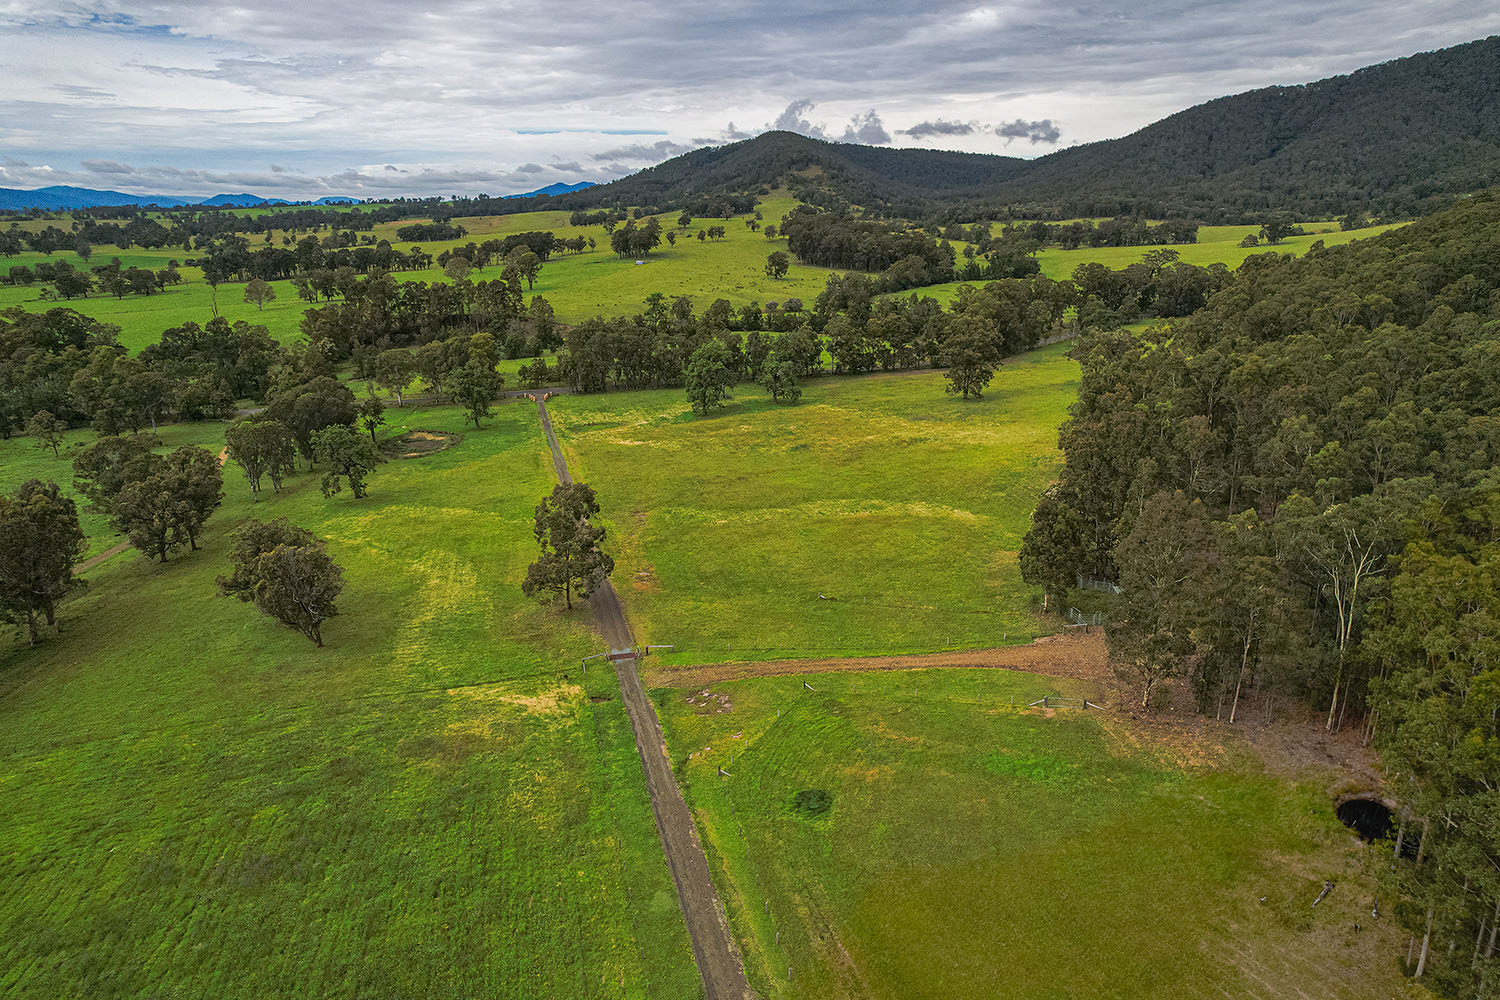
(573, 36), (1500, 221)
(992, 34), (1500, 219)
(562, 130), (1031, 217)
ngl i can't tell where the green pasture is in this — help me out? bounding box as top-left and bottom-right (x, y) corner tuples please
(656, 667), (1407, 999)
(548, 344), (1078, 663)
(0, 401), (700, 999)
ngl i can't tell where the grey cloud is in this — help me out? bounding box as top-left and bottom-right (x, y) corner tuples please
(548, 160), (582, 172)
(772, 102), (891, 144)
(773, 99), (827, 139)
(723, 122), (754, 140)
(270, 163), (287, 173)
(51, 83), (113, 100)
(900, 119), (976, 138)
(590, 139), (698, 162)
(997, 118), (1062, 144)
(81, 158), (136, 174)
(839, 110), (890, 144)
(516, 162), (544, 173)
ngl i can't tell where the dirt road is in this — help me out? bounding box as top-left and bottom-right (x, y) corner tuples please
(647, 631), (1110, 689)
(533, 395), (754, 1000)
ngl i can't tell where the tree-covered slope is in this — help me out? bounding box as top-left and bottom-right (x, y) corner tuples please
(986, 35), (1500, 219)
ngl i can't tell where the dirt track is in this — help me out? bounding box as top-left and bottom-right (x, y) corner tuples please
(646, 631), (1111, 690)
(534, 396), (754, 1000)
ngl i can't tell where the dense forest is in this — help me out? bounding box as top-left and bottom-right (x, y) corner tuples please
(1019, 191), (1500, 995)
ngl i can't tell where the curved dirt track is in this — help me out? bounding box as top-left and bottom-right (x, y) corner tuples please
(534, 395), (754, 1000)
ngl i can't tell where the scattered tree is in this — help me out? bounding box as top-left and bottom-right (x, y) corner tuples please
(311, 425), (380, 499)
(941, 316), (1002, 398)
(0, 479), (86, 644)
(446, 361), (504, 428)
(26, 410), (66, 457)
(684, 340), (735, 415)
(765, 251), (790, 279)
(225, 417), (298, 497)
(243, 278), (276, 311)
(760, 360), (802, 403)
(521, 482), (614, 611)
(357, 396), (386, 443)
(218, 517), (344, 647)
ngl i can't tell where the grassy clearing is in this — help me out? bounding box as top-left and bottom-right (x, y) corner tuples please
(656, 667), (1409, 999)
(0, 401), (700, 999)
(549, 344), (1078, 664)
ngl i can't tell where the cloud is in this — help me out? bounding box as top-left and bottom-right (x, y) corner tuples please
(772, 99), (826, 139)
(516, 161), (544, 173)
(81, 158), (136, 174)
(590, 139), (699, 162)
(771, 101), (891, 144)
(548, 160), (582, 172)
(900, 119), (976, 138)
(996, 118), (1062, 144)
(270, 163), (287, 173)
(839, 110), (890, 144)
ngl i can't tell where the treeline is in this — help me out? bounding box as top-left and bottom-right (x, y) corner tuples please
(993, 217), (1199, 249)
(0, 205), (407, 255)
(394, 222), (467, 242)
(1018, 190), (1500, 995)
(558, 274), (1074, 397)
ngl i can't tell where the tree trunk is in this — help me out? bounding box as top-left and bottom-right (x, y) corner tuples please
(26, 609), (39, 646)
(1230, 631), (1252, 724)
(1416, 905), (1434, 978)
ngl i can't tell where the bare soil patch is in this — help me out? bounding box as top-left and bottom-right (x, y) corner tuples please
(384, 430), (462, 459)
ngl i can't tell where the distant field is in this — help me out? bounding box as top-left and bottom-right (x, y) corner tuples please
(2, 204), (1406, 352)
(655, 666), (1407, 999)
(0, 402), (700, 999)
(549, 344), (1079, 664)
(910, 221), (1406, 306)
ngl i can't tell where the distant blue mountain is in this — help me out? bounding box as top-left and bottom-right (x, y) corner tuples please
(313, 196), (360, 204)
(505, 181), (595, 199)
(198, 193), (292, 207)
(0, 185), (194, 210)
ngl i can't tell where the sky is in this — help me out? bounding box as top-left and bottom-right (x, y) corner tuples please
(1, 1), (1497, 201)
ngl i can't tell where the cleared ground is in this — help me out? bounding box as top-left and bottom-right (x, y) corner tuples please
(654, 663), (1410, 999)
(0, 402), (701, 999)
(548, 345), (1079, 665)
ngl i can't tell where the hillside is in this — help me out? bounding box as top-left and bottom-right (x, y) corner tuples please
(573, 35), (1500, 221)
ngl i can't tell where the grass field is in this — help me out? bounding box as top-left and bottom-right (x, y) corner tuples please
(2, 202), (1404, 353)
(655, 666), (1408, 999)
(0, 403), (701, 999)
(547, 344), (1079, 664)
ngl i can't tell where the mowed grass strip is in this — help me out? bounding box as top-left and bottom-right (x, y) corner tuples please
(549, 344), (1079, 662)
(0, 400), (700, 999)
(656, 667), (1409, 1000)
